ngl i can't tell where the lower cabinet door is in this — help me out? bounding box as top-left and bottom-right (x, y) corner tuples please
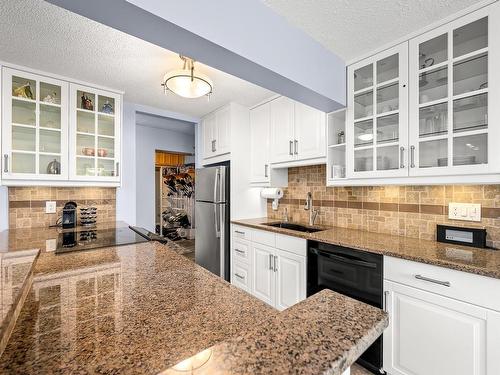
(383, 280), (499, 375)
(251, 243), (275, 306)
(275, 249), (306, 311)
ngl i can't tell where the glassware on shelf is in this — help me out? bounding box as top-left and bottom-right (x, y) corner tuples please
(354, 148), (373, 172)
(376, 145), (399, 170)
(377, 114), (399, 143)
(419, 103), (448, 138)
(354, 91), (373, 119)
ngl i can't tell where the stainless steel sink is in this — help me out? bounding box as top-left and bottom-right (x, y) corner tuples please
(263, 222), (324, 233)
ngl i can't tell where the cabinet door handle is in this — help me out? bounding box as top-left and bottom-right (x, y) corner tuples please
(3, 154), (8, 173)
(410, 145), (415, 168)
(214, 139), (217, 151)
(264, 164), (268, 178)
(294, 140), (298, 155)
(274, 255), (278, 272)
(384, 290), (389, 311)
(234, 248), (245, 254)
(116, 162), (119, 177)
(400, 146), (405, 169)
(234, 230), (245, 235)
(289, 140), (293, 156)
(415, 274), (450, 287)
(269, 254), (273, 270)
(234, 273), (245, 280)
(211, 140), (216, 152)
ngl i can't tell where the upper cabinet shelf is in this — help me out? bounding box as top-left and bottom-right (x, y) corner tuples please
(1, 66), (122, 186)
(329, 2), (500, 186)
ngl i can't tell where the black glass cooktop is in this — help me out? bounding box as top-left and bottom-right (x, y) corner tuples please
(55, 226), (149, 254)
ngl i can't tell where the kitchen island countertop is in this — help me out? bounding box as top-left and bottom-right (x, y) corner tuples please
(0, 240), (387, 374)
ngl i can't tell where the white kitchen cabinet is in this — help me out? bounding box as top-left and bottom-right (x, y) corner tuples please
(408, 6), (500, 177)
(251, 242), (276, 306)
(2, 67), (69, 181)
(383, 256), (500, 375)
(69, 83), (121, 183)
(201, 104), (233, 163)
(231, 225), (306, 310)
(269, 96), (326, 165)
(275, 248), (306, 311)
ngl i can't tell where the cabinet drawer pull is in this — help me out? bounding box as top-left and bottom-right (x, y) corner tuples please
(214, 139), (217, 151)
(3, 154), (8, 173)
(294, 140), (298, 155)
(264, 164), (268, 178)
(269, 254), (273, 270)
(410, 145), (415, 168)
(234, 230), (245, 235)
(274, 255), (278, 272)
(289, 140), (293, 156)
(116, 162), (119, 177)
(384, 290), (389, 311)
(415, 274), (450, 287)
(400, 146), (405, 169)
(234, 248), (245, 254)
(234, 273), (245, 280)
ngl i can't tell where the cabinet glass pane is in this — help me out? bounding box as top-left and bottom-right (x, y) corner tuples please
(40, 82), (61, 105)
(77, 90), (95, 111)
(40, 104), (61, 129)
(453, 17), (488, 58)
(419, 139), (448, 168)
(354, 148), (373, 172)
(377, 82), (398, 114)
(377, 114), (399, 143)
(377, 54), (398, 84)
(453, 53), (487, 96)
(77, 134), (95, 157)
(39, 129), (61, 154)
(453, 93), (487, 133)
(453, 133), (487, 165)
(97, 159), (115, 177)
(12, 99), (36, 126)
(354, 119), (373, 147)
(354, 91), (373, 119)
(97, 137), (114, 158)
(12, 126), (35, 151)
(377, 145), (399, 170)
(12, 76), (36, 100)
(419, 34), (447, 68)
(98, 95), (115, 115)
(419, 66), (448, 103)
(419, 103), (448, 138)
(77, 111), (95, 134)
(76, 157), (96, 176)
(354, 64), (373, 91)
(40, 155), (61, 175)
(98, 115), (114, 136)
(12, 153), (35, 173)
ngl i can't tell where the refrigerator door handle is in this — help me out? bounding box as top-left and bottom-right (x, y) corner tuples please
(213, 168), (219, 203)
(219, 205), (225, 278)
(214, 203), (221, 238)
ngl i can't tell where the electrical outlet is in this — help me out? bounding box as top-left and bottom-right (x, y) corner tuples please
(45, 201), (56, 214)
(448, 202), (481, 222)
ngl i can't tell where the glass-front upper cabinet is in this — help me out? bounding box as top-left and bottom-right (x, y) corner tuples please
(69, 83), (121, 182)
(409, 7), (500, 176)
(347, 43), (409, 178)
(1, 67), (68, 180)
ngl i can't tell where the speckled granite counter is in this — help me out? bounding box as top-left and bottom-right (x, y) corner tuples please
(0, 241), (387, 374)
(232, 218), (500, 279)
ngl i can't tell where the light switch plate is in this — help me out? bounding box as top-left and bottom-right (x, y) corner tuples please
(45, 201), (56, 214)
(448, 202), (481, 222)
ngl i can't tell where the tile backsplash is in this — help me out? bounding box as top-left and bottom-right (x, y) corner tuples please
(8, 187), (116, 229)
(267, 165), (500, 248)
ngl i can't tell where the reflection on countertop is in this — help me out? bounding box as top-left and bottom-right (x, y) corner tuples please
(0, 241), (387, 375)
(232, 218), (500, 279)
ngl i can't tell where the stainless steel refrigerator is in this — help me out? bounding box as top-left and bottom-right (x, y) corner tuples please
(195, 165), (230, 280)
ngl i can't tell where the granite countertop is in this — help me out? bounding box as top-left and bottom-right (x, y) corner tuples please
(0, 240), (387, 374)
(232, 218), (500, 279)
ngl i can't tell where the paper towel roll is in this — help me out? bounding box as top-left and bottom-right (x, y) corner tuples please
(260, 188), (284, 200)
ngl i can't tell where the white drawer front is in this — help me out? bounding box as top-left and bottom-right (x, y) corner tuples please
(252, 228), (276, 247)
(275, 234), (307, 256)
(232, 261), (251, 292)
(232, 239), (250, 263)
(232, 225), (252, 241)
(384, 256), (500, 312)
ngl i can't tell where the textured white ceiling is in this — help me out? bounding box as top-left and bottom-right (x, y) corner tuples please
(0, 0), (275, 118)
(262, 0), (484, 61)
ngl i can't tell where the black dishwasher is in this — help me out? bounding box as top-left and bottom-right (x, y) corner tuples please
(307, 241), (384, 374)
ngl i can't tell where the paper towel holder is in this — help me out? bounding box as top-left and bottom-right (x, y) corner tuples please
(260, 188), (284, 211)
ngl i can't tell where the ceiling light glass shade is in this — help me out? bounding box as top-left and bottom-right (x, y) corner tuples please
(162, 69), (213, 99)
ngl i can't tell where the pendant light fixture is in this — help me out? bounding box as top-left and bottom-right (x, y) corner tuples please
(162, 55), (213, 99)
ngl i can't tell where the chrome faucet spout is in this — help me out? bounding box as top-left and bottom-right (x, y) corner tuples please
(305, 192), (318, 226)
